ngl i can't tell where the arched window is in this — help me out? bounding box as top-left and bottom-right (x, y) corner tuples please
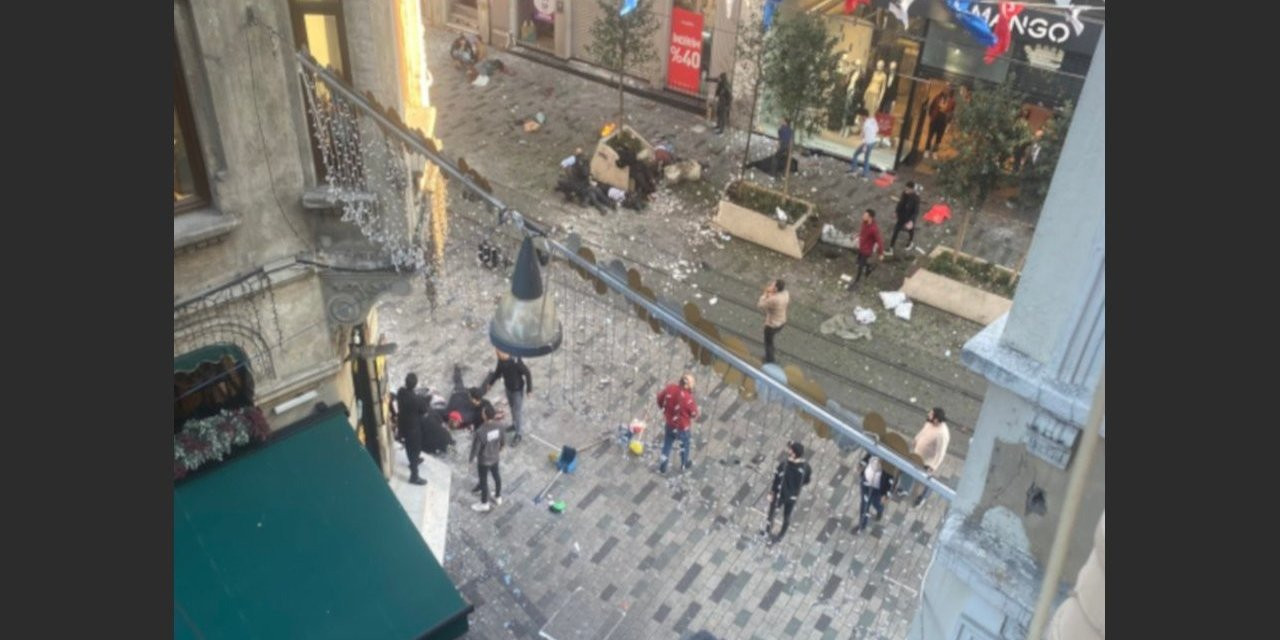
(174, 345), (255, 433)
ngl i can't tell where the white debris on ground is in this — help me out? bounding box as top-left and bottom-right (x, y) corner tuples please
(821, 224), (859, 250)
(854, 306), (877, 325)
(878, 291), (908, 309)
(894, 301), (913, 320)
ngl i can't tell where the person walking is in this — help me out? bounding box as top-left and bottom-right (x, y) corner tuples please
(482, 348), (532, 445)
(763, 441), (812, 544)
(714, 73), (732, 134)
(849, 208), (884, 291)
(469, 414), (506, 513)
(656, 373), (700, 474)
(848, 109), (878, 178)
(757, 279), (790, 364)
(395, 373), (429, 486)
(895, 407), (951, 507)
(885, 182), (920, 256)
(852, 453), (893, 534)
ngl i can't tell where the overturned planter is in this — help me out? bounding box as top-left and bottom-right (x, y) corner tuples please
(711, 180), (818, 259)
(901, 246), (1017, 325)
(590, 124), (654, 192)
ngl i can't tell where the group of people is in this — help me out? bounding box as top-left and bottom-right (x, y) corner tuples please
(449, 34), (512, 86)
(392, 348), (533, 514)
(554, 145), (657, 214)
(652, 370), (950, 545)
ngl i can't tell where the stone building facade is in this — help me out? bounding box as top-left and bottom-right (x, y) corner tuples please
(907, 30), (1104, 640)
(173, 0), (441, 477)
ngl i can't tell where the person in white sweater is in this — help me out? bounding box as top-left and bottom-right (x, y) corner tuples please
(897, 407), (950, 507)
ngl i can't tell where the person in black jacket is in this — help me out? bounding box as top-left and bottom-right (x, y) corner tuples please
(395, 373), (429, 485)
(853, 453), (894, 534)
(885, 181), (920, 256)
(714, 73), (732, 134)
(482, 348), (532, 445)
(763, 441), (812, 543)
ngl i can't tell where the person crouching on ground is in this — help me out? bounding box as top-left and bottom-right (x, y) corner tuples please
(764, 441), (812, 544)
(656, 373), (700, 474)
(469, 415), (505, 513)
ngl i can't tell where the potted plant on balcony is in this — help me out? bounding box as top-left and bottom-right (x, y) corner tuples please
(174, 406), (271, 480)
(713, 13), (838, 259)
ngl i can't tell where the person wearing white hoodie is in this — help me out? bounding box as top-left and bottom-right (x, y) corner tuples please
(848, 109), (879, 178)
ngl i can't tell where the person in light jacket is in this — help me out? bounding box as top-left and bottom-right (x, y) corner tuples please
(757, 279), (790, 364)
(853, 453), (894, 534)
(896, 407), (951, 507)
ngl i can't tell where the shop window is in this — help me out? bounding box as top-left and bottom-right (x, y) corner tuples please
(174, 345), (256, 433)
(290, 0), (354, 182)
(174, 39), (210, 214)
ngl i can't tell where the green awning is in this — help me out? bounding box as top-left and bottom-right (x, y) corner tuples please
(174, 407), (472, 640)
(174, 344), (248, 374)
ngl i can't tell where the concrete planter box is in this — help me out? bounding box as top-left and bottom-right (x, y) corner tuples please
(711, 181), (818, 259)
(901, 246), (1017, 325)
(590, 125), (654, 192)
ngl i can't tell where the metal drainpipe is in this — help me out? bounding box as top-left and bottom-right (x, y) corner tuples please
(1026, 370), (1105, 640)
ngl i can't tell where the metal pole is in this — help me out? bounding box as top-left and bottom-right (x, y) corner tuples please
(1026, 371), (1105, 640)
(300, 52), (956, 502)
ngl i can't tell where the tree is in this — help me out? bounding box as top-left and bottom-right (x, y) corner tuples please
(1018, 101), (1075, 210)
(935, 81), (1025, 210)
(734, 17), (768, 172)
(760, 13), (842, 194)
(587, 0), (660, 122)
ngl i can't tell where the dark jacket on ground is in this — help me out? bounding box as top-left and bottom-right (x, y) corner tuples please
(483, 357), (532, 393)
(421, 409), (455, 454)
(895, 191), (920, 224)
(470, 420), (505, 466)
(771, 457), (812, 502)
(396, 386), (429, 449)
(446, 391), (496, 429)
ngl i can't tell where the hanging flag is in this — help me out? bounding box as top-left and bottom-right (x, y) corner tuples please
(984, 2), (1025, 64)
(844, 0), (870, 15)
(763, 0), (780, 31)
(621, 0), (638, 17)
(889, 0), (915, 28)
(1068, 6), (1085, 36)
(945, 1), (996, 48)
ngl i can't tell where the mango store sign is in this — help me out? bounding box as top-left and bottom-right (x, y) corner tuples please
(966, 5), (1099, 54)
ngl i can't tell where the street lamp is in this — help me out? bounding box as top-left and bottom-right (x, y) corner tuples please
(490, 235), (562, 357)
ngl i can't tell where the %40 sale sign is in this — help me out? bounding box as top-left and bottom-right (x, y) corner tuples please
(667, 7), (703, 95)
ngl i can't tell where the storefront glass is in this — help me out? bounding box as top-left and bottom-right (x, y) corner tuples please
(753, 3), (926, 172)
(668, 0), (716, 96)
(518, 0), (556, 52)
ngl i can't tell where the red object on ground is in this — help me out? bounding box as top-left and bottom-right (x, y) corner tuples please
(923, 203), (952, 224)
(844, 0), (870, 14)
(875, 174), (896, 188)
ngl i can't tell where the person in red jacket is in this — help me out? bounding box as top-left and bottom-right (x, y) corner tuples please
(849, 208), (884, 291)
(656, 373), (700, 474)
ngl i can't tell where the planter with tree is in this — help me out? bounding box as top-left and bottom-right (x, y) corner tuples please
(712, 12), (839, 259)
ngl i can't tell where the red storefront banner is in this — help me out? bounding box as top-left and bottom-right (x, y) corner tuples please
(667, 8), (703, 96)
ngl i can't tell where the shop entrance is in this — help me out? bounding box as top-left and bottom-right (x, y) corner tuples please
(517, 0), (556, 52)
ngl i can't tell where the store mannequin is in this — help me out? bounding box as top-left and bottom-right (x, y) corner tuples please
(878, 61), (899, 114)
(841, 59), (864, 136)
(862, 60), (887, 124)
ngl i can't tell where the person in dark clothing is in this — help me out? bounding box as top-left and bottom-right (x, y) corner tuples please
(852, 453), (894, 534)
(714, 73), (732, 134)
(420, 407), (456, 455)
(764, 441), (812, 543)
(886, 182), (920, 256)
(482, 348), (532, 445)
(775, 118), (794, 175)
(469, 416), (506, 513)
(395, 373), (429, 485)
(466, 387), (497, 430)
(555, 148), (592, 205)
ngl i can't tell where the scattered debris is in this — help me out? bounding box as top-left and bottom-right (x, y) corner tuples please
(854, 307), (877, 325)
(878, 291), (908, 310)
(894, 301), (913, 321)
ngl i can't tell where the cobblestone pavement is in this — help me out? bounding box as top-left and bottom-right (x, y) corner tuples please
(379, 231), (955, 639)
(370, 27), (1034, 638)
(417, 27), (1022, 456)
